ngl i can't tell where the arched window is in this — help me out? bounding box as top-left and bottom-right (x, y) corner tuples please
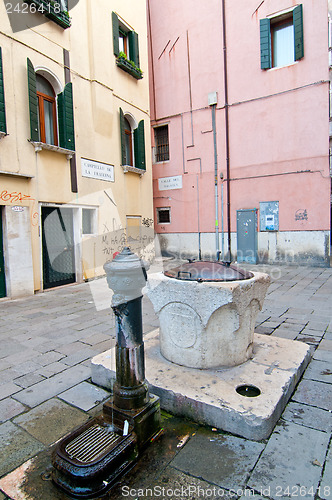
(36, 74), (57, 146)
(27, 59), (75, 151)
(120, 108), (146, 172)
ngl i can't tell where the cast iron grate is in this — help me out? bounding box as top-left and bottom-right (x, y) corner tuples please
(65, 424), (122, 463)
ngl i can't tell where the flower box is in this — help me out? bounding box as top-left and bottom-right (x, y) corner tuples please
(116, 56), (143, 80)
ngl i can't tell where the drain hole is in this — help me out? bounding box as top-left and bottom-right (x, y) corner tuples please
(236, 385), (261, 397)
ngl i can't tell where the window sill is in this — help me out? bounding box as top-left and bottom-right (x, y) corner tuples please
(116, 57), (143, 80)
(154, 160), (170, 165)
(25, 0), (71, 28)
(267, 61), (299, 71)
(122, 165), (146, 176)
(30, 141), (74, 159)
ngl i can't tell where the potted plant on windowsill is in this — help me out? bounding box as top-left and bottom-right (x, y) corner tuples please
(116, 52), (143, 80)
(25, 0), (71, 29)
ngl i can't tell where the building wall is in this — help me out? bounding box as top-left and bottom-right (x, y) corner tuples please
(148, 0), (330, 266)
(0, 0), (153, 298)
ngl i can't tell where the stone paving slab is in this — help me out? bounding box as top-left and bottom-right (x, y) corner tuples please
(58, 381), (110, 411)
(0, 382), (22, 400)
(13, 399), (88, 446)
(0, 398), (27, 424)
(313, 348), (332, 363)
(281, 401), (332, 433)
(302, 359), (332, 384)
(292, 379), (332, 411)
(320, 444), (332, 496)
(0, 421), (45, 477)
(13, 364), (91, 408)
(248, 421), (330, 499)
(170, 428), (264, 491)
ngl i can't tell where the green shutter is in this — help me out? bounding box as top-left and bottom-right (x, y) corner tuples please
(57, 82), (75, 151)
(293, 4), (304, 61)
(112, 12), (119, 56)
(0, 48), (6, 134)
(27, 58), (39, 142)
(120, 107), (126, 165)
(128, 31), (140, 68)
(260, 18), (271, 70)
(134, 120), (146, 170)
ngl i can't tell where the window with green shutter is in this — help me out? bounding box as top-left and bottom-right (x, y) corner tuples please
(57, 83), (75, 151)
(260, 4), (304, 70)
(112, 12), (142, 80)
(0, 47), (7, 135)
(27, 59), (75, 151)
(120, 109), (146, 173)
(27, 58), (39, 141)
(134, 120), (145, 170)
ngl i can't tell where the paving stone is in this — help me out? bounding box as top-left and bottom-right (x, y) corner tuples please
(154, 467), (236, 499)
(0, 382), (21, 400)
(60, 347), (99, 366)
(254, 326), (274, 335)
(0, 421), (44, 477)
(303, 359), (332, 384)
(313, 349), (332, 363)
(296, 335), (320, 346)
(324, 331), (332, 341)
(0, 360), (11, 372)
(292, 379), (332, 412)
(0, 398), (27, 423)
(299, 328), (324, 338)
(271, 328), (298, 340)
(281, 402), (332, 433)
(3, 349), (40, 366)
(14, 372), (46, 389)
(12, 360), (42, 377)
(320, 443), (332, 496)
(319, 339), (332, 351)
(248, 421), (330, 498)
(37, 361), (67, 377)
(170, 429), (264, 490)
(33, 351), (65, 367)
(13, 364), (90, 408)
(0, 341), (26, 359)
(58, 381), (111, 411)
(13, 398), (88, 446)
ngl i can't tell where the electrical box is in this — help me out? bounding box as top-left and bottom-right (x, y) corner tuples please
(260, 201), (279, 231)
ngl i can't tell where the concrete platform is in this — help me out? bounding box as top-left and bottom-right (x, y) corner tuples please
(91, 329), (311, 441)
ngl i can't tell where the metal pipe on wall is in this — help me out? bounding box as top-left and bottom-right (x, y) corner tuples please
(211, 103), (219, 258)
(222, 0), (231, 259)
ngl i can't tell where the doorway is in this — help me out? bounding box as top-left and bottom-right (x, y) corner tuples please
(41, 206), (76, 289)
(236, 209), (258, 264)
(0, 207), (6, 298)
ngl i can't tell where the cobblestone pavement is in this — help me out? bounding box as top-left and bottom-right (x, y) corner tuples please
(0, 262), (331, 500)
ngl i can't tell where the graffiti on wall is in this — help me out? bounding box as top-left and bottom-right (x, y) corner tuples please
(0, 190), (38, 226)
(295, 209), (308, 221)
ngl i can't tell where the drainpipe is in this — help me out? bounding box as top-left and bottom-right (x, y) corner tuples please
(222, 0), (231, 260)
(209, 92), (219, 259)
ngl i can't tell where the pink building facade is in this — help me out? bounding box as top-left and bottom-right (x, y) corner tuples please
(148, 0), (331, 266)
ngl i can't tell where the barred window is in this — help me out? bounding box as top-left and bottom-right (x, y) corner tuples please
(154, 125), (169, 162)
(157, 207), (170, 224)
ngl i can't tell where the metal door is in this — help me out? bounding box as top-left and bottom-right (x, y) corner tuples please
(41, 207), (75, 289)
(0, 208), (6, 298)
(236, 209), (257, 264)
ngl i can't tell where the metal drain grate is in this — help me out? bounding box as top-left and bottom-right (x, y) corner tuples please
(65, 424), (122, 463)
